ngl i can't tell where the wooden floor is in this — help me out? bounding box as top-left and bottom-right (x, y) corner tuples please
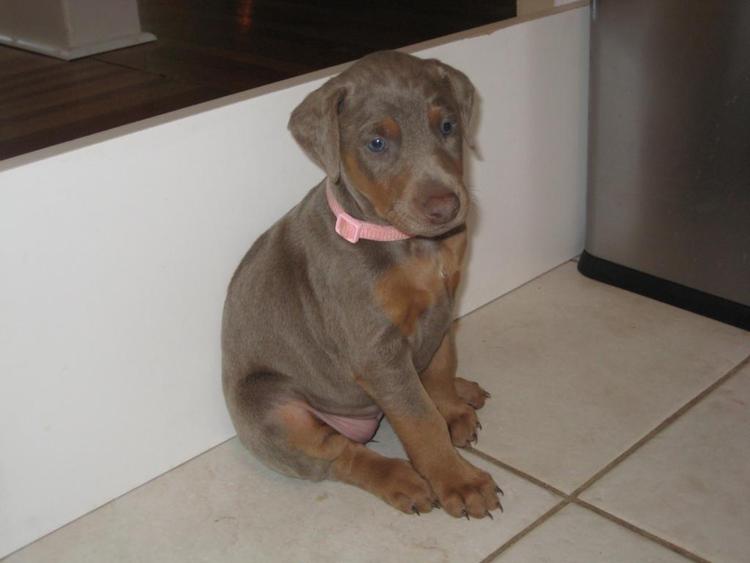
(0, 0), (515, 161)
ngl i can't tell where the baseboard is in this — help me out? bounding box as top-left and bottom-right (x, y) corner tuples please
(0, 32), (156, 61)
(578, 251), (750, 331)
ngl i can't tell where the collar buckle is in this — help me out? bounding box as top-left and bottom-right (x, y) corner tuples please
(335, 213), (362, 244)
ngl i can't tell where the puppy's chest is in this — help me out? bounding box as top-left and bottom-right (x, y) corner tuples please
(374, 234), (466, 360)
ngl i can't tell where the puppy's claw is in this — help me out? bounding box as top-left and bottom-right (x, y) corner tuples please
(432, 500), (441, 509)
(412, 505), (420, 516)
(495, 486), (504, 496)
(477, 421), (483, 430)
(462, 510), (470, 520)
(486, 511), (494, 520)
(483, 391), (492, 398)
(498, 500), (504, 513)
(470, 433), (478, 444)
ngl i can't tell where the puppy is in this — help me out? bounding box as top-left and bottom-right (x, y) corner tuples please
(222, 50), (501, 518)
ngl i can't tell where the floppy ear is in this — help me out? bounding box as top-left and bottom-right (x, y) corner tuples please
(430, 60), (476, 147)
(288, 80), (347, 183)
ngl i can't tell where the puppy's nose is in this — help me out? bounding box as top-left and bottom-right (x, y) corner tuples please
(423, 192), (460, 224)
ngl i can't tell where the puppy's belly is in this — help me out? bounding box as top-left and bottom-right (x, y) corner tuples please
(305, 405), (383, 443)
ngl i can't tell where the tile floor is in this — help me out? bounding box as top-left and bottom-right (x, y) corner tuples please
(5, 261), (750, 562)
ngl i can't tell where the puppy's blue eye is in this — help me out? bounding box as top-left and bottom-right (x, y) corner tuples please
(367, 137), (386, 152)
(440, 119), (455, 136)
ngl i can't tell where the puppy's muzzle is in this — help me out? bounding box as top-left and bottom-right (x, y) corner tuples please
(422, 192), (460, 225)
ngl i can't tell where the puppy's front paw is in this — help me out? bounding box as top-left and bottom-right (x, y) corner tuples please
(454, 377), (491, 409)
(369, 458), (437, 515)
(430, 458), (503, 519)
(444, 403), (481, 448)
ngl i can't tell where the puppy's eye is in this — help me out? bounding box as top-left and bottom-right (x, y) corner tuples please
(367, 137), (387, 153)
(440, 119), (456, 136)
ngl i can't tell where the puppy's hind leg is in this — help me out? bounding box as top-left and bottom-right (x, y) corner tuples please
(228, 373), (436, 514)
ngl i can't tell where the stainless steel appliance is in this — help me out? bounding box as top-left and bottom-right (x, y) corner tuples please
(580, 0), (750, 330)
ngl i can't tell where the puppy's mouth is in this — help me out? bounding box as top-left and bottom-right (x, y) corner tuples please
(387, 192), (469, 238)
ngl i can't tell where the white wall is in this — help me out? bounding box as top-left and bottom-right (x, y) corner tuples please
(0, 6), (589, 556)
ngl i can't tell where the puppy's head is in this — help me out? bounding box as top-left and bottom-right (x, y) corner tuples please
(288, 50), (476, 238)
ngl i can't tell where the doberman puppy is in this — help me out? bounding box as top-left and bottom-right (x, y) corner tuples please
(222, 50), (502, 519)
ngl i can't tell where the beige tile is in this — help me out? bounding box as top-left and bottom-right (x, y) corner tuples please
(581, 361), (750, 563)
(456, 262), (750, 492)
(4, 421), (559, 563)
(496, 503), (690, 562)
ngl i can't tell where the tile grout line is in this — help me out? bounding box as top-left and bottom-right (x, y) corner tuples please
(569, 352), (750, 498)
(574, 499), (710, 562)
(467, 446), (568, 498)
(479, 500), (570, 563)
(471, 446), (708, 562)
(468, 448), (704, 562)
(471, 352), (750, 561)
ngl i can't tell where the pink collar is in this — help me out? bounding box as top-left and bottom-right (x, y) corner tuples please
(326, 184), (412, 244)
